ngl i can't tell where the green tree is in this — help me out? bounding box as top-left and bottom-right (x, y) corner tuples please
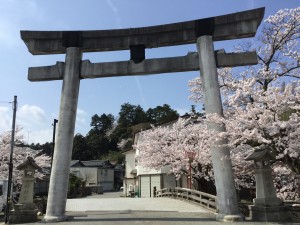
(112, 103), (148, 142)
(68, 173), (84, 198)
(85, 113), (117, 159)
(117, 103), (147, 126)
(72, 103), (179, 161)
(72, 134), (92, 160)
(146, 104), (179, 125)
(86, 132), (110, 159)
(23, 142), (53, 156)
(90, 113), (114, 134)
(41, 142), (53, 156)
(102, 150), (125, 164)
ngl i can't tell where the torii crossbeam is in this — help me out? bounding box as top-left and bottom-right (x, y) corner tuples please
(21, 7), (264, 222)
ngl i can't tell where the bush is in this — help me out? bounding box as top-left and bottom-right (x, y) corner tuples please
(68, 174), (84, 198)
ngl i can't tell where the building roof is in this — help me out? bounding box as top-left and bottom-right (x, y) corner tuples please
(121, 148), (136, 154)
(70, 160), (85, 167)
(81, 160), (114, 168)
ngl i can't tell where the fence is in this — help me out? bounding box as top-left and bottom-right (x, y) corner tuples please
(156, 187), (217, 212)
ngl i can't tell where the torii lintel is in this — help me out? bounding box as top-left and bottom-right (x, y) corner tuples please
(20, 7), (264, 55)
(28, 51), (258, 81)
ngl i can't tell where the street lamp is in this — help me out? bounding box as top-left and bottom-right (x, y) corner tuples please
(185, 150), (196, 189)
(50, 119), (58, 169)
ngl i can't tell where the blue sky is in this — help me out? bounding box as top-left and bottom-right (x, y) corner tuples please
(0, 0), (299, 144)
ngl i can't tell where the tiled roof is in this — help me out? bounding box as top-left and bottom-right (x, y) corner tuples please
(81, 160), (113, 168)
(70, 160), (84, 167)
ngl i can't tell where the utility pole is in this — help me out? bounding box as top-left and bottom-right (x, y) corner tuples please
(5, 96), (17, 224)
(50, 119), (58, 169)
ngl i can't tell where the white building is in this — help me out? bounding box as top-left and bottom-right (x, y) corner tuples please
(123, 119), (189, 198)
(122, 148), (138, 197)
(70, 160), (115, 192)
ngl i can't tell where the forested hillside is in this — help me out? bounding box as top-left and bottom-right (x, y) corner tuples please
(29, 103), (180, 163)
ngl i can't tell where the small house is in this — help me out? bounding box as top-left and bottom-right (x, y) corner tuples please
(70, 160), (114, 191)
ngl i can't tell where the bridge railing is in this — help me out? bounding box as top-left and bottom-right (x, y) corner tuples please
(156, 187), (217, 212)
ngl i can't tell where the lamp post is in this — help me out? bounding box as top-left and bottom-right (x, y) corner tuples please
(245, 148), (283, 221)
(185, 150), (196, 189)
(50, 119), (58, 169)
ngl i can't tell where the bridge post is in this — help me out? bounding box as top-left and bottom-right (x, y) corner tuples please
(44, 47), (82, 222)
(197, 35), (243, 222)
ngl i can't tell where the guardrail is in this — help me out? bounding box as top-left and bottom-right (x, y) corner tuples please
(156, 187), (217, 212)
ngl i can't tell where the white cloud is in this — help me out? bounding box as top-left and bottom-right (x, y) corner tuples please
(16, 104), (51, 143)
(28, 129), (53, 144)
(0, 104), (51, 143)
(75, 108), (89, 135)
(18, 104), (47, 128)
(0, 104), (90, 144)
(76, 108), (87, 124)
(0, 106), (11, 131)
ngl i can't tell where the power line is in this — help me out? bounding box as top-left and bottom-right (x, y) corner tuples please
(0, 100), (17, 110)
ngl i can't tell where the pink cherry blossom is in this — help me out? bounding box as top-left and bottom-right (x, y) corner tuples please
(0, 127), (51, 184)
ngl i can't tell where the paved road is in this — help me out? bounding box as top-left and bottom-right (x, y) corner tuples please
(0, 192), (299, 224)
(1, 211), (298, 225)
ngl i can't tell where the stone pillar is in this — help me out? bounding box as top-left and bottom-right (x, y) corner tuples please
(44, 47), (82, 222)
(248, 166), (287, 222)
(197, 36), (243, 221)
(245, 152), (287, 222)
(254, 167), (282, 207)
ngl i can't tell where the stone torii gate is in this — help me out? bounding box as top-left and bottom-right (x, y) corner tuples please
(21, 8), (264, 222)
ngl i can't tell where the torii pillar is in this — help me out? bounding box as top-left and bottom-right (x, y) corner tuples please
(197, 36), (243, 221)
(44, 47), (82, 222)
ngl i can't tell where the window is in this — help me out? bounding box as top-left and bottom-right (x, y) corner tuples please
(105, 170), (108, 176)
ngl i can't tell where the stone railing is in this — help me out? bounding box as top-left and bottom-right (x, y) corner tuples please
(156, 187), (217, 212)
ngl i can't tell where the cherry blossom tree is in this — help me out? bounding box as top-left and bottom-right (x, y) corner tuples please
(188, 7), (300, 199)
(135, 7), (300, 200)
(189, 7), (300, 104)
(0, 127), (51, 184)
(206, 80), (300, 199)
(136, 118), (215, 185)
